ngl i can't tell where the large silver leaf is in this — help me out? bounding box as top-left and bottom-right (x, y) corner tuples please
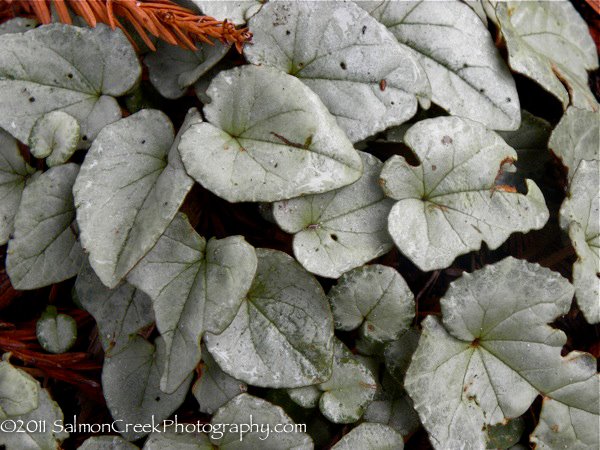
(192, 1), (263, 24)
(380, 117), (549, 271)
(331, 423), (404, 450)
(358, 0), (520, 130)
(74, 109), (198, 288)
(6, 163), (84, 289)
(404, 257), (600, 450)
(0, 24), (140, 146)
(245, 1), (430, 142)
(273, 151), (394, 278)
(205, 248), (334, 388)
(128, 213), (257, 394)
(178, 65), (363, 202)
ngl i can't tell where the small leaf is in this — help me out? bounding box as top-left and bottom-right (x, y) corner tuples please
(485, 417), (525, 449)
(128, 213), (257, 393)
(0, 24), (140, 146)
(0, 17), (37, 35)
(328, 265), (415, 343)
(380, 116), (549, 271)
(143, 430), (212, 450)
(145, 41), (229, 99)
(288, 385), (321, 409)
(205, 248), (334, 388)
(36, 305), (77, 354)
(75, 261), (154, 354)
(29, 111), (80, 166)
(331, 423), (404, 449)
(245, 1), (431, 142)
(102, 336), (192, 441)
(358, 0), (520, 130)
(6, 163), (84, 289)
(273, 151), (394, 278)
(210, 393), (313, 449)
(74, 108), (198, 288)
(192, 0), (263, 24)
(79, 436), (139, 450)
(0, 128), (36, 245)
(179, 65), (363, 203)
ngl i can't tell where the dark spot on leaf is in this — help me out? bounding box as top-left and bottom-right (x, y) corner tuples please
(432, 165), (437, 171)
(28, 97), (35, 103)
(141, 140), (146, 144)
(82, 135), (88, 141)
(362, 25), (367, 34)
(379, 79), (387, 91)
(442, 135), (453, 144)
(67, 73), (73, 79)
(551, 424), (559, 432)
(470, 338), (480, 348)
(506, 97), (511, 102)
(367, 323), (375, 331)
(340, 62), (347, 70)
(285, 30), (291, 35)
(155, 396), (160, 402)
(331, 234), (338, 241)
(479, 88), (485, 93)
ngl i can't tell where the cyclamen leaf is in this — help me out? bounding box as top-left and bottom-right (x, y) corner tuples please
(0, 24), (140, 146)
(494, 1), (599, 111)
(404, 257), (600, 450)
(144, 430), (212, 450)
(102, 336), (192, 441)
(145, 41), (229, 99)
(192, 1), (263, 24)
(331, 423), (404, 450)
(178, 65), (363, 203)
(36, 306), (77, 354)
(559, 160), (600, 324)
(74, 108), (198, 288)
(273, 151), (394, 278)
(29, 111), (80, 167)
(383, 328), (420, 384)
(0, 128), (35, 245)
(127, 213), (257, 394)
(0, 17), (37, 35)
(75, 261), (154, 354)
(357, 0), (520, 130)
(6, 163), (84, 289)
(328, 265), (415, 343)
(245, 1), (431, 142)
(288, 385), (321, 409)
(380, 116), (549, 271)
(0, 359), (39, 418)
(210, 394), (313, 449)
(79, 436), (139, 450)
(485, 418), (525, 449)
(205, 248), (334, 388)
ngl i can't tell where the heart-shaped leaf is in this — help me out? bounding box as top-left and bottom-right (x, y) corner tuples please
(74, 108), (198, 288)
(29, 111), (80, 167)
(273, 151), (394, 278)
(0, 24), (140, 146)
(205, 248), (334, 388)
(245, 1), (430, 142)
(128, 213), (257, 393)
(358, 0), (520, 130)
(380, 116), (549, 271)
(178, 65), (363, 203)
(36, 306), (77, 354)
(6, 163), (84, 289)
(331, 423), (404, 450)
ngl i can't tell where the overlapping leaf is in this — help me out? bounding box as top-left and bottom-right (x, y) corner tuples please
(28, 111), (80, 167)
(193, 0), (263, 24)
(331, 423), (404, 450)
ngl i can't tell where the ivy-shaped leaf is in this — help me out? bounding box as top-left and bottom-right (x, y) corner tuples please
(380, 116), (549, 271)
(273, 151), (394, 278)
(404, 257), (600, 449)
(210, 393), (313, 449)
(178, 65), (363, 203)
(75, 261), (154, 354)
(102, 336), (192, 441)
(0, 128), (36, 245)
(79, 436), (139, 450)
(205, 248), (334, 388)
(0, 24), (140, 146)
(245, 1), (431, 143)
(36, 305), (77, 354)
(145, 41), (229, 99)
(559, 160), (599, 324)
(331, 423), (404, 450)
(328, 265), (415, 343)
(29, 111), (80, 167)
(143, 430), (212, 449)
(192, 0), (263, 24)
(128, 213), (257, 393)
(358, 0), (520, 130)
(6, 163), (84, 289)
(494, 1), (599, 111)
(74, 108), (198, 288)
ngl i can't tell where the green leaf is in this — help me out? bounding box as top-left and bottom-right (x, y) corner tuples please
(0, 24), (140, 146)
(245, 1), (430, 142)
(273, 152), (394, 278)
(331, 423), (404, 450)
(178, 65), (363, 203)
(358, 0), (520, 130)
(36, 305), (77, 354)
(210, 393), (313, 449)
(128, 213), (257, 393)
(0, 17), (37, 35)
(6, 163), (84, 289)
(75, 261), (154, 354)
(29, 111), (80, 167)
(192, 1), (263, 24)
(205, 248), (334, 388)
(0, 128), (36, 245)
(288, 385), (321, 409)
(383, 328), (420, 383)
(145, 41), (229, 99)
(328, 265), (414, 343)
(380, 116), (549, 271)
(559, 160), (599, 324)
(494, 1), (599, 111)
(143, 430), (212, 450)
(74, 108), (198, 288)
(404, 257), (599, 449)
(485, 417), (525, 449)
(79, 436), (139, 450)
(102, 336), (192, 441)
